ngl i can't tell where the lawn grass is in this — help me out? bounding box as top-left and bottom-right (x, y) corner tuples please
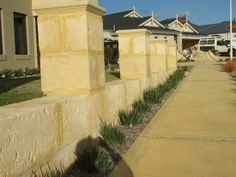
(105, 71), (120, 82)
(0, 72), (120, 107)
(0, 77), (43, 106)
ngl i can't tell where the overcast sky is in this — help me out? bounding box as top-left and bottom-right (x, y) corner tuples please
(99, 0), (236, 25)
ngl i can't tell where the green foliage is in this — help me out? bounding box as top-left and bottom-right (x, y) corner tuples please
(2, 69), (13, 78)
(95, 148), (113, 172)
(0, 68), (40, 78)
(13, 68), (25, 77)
(144, 70), (184, 105)
(120, 70), (184, 127)
(164, 70), (184, 91)
(105, 48), (114, 60)
(104, 47), (114, 65)
(143, 87), (162, 104)
(25, 67), (40, 75)
(100, 122), (125, 146)
(119, 109), (143, 126)
(77, 147), (113, 174)
(132, 99), (151, 114)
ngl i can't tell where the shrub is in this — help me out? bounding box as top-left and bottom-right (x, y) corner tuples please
(224, 60), (236, 73)
(100, 122), (125, 146)
(119, 109), (143, 126)
(25, 67), (40, 75)
(132, 99), (151, 114)
(2, 69), (13, 78)
(77, 147), (113, 174)
(13, 68), (24, 77)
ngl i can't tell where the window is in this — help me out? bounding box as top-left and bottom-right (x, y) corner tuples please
(207, 40), (215, 45)
(14, 12), (27, 55)
(200, 40), (207, 45)
(0, 9), (3, 54)
(217, 41), (224, 46)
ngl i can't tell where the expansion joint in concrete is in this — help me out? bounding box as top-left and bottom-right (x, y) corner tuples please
(141, 135), (236, 143)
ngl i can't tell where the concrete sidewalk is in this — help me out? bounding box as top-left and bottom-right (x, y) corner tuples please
(110, 62), (236, 177)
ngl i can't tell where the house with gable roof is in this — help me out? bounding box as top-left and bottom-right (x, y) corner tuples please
(103, 8), (181, 63)
(103, 7), (180, 41)
(161, 15), (203, 51)
(197, 20), (236, 41)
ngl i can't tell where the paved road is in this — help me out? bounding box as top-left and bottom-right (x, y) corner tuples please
(110, 62), (236, 177)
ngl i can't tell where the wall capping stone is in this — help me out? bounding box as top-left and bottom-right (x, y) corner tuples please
(34, 4), (106, 16)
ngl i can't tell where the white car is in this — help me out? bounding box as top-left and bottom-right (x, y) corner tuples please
(199, 37), (230, 55)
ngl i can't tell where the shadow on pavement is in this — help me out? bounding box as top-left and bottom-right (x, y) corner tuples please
(65, 136), (133, 177)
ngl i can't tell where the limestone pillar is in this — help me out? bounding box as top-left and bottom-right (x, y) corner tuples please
(150, 39), (169, 84)
(167, 43), (177, 74)
(150, 39), (168, 73)
(117, 29), (151, 80)
(33, 0), (106, 94)
(177, 33), (183, 52)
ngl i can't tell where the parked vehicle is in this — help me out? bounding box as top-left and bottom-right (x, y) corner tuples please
(198, 37), (231, 55)
(224, 39), (236, 56)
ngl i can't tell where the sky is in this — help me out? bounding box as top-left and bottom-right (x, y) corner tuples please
(99, 0), (236, 25)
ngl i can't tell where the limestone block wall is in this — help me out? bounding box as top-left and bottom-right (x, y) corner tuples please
(0, 1), (178, 176)
(0, 74), (163, 177)
(0, 33), (178, 177)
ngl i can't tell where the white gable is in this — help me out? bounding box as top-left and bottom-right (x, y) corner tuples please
(124, 10), (143, 18)
(168, 20), (184, 32)
(139, 17), (164, 28)
(168, 19), (198, 33)
(184, 24), (194, 33)
(144, 20), (160, 27)
(183, 23), (199, 33)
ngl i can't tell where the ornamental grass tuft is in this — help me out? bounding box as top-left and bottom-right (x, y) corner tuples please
(100, 122), (125, 146)
(132, 99), (151, 114)
(76, 147), (113, 174)
(119, 109), (143, 126)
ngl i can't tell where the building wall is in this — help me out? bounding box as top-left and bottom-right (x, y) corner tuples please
(0, 0), (36, 70)
(150, 34), (176, 43)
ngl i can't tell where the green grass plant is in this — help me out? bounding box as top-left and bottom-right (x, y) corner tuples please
(132, 99), (151, 114)
(100, 122), (125, 146)
(76, 147), (113, 174)
(119, 109), (143, 126)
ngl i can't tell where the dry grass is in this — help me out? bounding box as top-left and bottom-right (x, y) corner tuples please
(224, 60), (236, 73)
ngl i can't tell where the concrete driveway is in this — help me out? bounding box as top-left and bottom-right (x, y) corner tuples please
(110, 62), (236, 177)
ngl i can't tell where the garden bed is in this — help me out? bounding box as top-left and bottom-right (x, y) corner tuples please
(33, 69), (187, 177)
